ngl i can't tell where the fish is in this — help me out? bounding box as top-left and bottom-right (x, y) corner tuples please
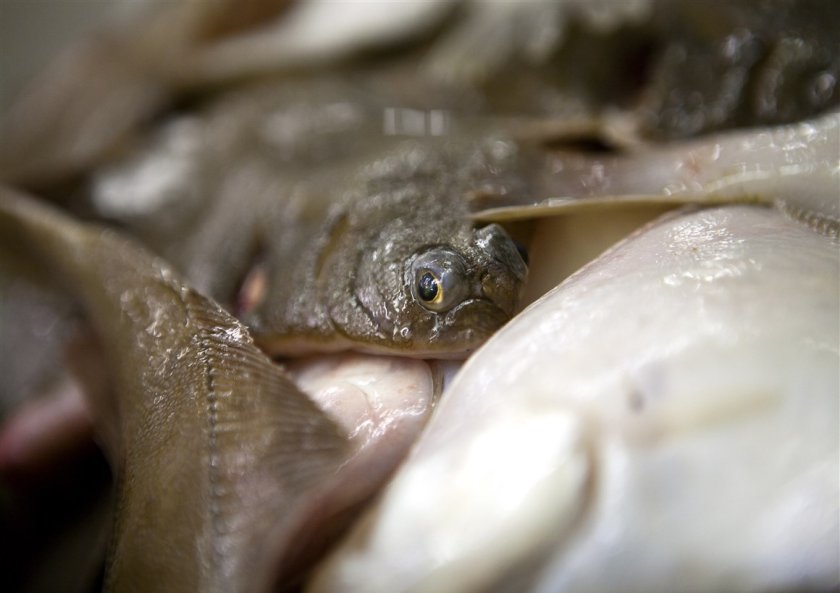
(86, 82), (531, 357)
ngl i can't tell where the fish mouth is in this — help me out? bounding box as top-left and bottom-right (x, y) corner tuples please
(312, 299), (511, 360)
(252, 299), (512, 360)
(433, 298), (511, 349)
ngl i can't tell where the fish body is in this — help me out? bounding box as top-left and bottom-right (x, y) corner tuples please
(89, 78), (529, 357)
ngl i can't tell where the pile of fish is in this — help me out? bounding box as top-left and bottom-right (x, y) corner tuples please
(0, 1), (837, 592)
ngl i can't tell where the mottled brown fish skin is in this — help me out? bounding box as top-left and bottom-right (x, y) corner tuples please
(86, 78), (530, 359)
(249, 136), (530, 358)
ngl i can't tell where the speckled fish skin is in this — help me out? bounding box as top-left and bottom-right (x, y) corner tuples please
(249, 136), (531, 358)
(90, 79), (529, 357)
(310, 205), (840, 593)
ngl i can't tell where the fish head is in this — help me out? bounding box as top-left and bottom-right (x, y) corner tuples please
(250, 136), (531, 358)
(333, 216), (528, 358)
(319, 137), (531, 357)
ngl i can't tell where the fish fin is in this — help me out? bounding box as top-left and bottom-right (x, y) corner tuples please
(258, 443), (415, 592)
(472, 193), (766, 223)
(0, 187), (351, 592)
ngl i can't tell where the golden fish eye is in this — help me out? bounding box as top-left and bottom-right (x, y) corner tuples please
(417, 271), (442, 304)
(409, 248), (469, 313)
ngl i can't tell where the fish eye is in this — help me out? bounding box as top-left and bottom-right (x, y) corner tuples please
(410, 248), (469, 313)
(417, 271), (442, 304)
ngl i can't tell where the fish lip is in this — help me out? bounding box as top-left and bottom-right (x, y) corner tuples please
(258, 334), (475, 361)
(436, 297), (511, 343)
(445, 297), (509, 321)
(252, 300), (512, 360)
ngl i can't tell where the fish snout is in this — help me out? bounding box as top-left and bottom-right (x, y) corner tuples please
(480, 271), (521, 318)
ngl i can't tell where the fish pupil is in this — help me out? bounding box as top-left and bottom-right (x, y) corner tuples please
(418, 272), (439, 302)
